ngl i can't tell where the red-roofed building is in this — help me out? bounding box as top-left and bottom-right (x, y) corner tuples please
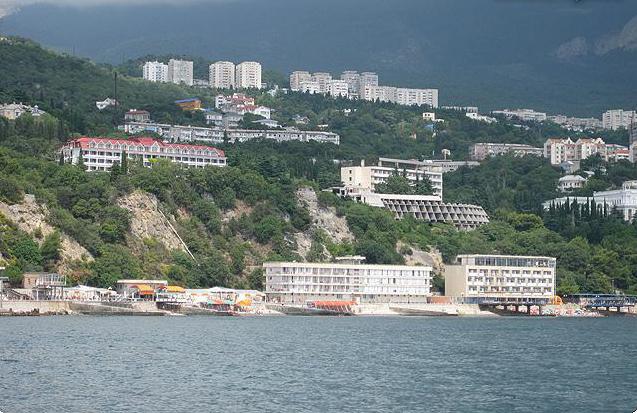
(61, 137), (226, 171)
(124, 109), (151, 123)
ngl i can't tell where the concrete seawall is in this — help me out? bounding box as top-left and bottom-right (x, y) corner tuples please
(0, 300), (166, 316)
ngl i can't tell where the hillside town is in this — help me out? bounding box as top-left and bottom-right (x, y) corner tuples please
(1, 41), (637, 320)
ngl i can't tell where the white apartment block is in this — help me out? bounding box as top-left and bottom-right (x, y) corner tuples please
(341, 159), (444, 198)
(142, 61), (168, 83)
(361, 85), (438, 108)
(299, 81), (321, 94)
(311, 72), (333, 93)
(444, 255), (556, 304)
(61, 137), (226, 171)
(290, 71), (311, 91)
(470, 143), (543, 161)
(209, 61), (236, 89)
(235, 61), (262, 89)
(358, 71), (379, 91)
(492, 109), (547, 122)
(395, 88), (438, 108)
(264, 256), (433, 304)
(327, 79), (349, 98)
(543, 137), (606, 165)
(167, 59), (194, 86)
(340, 70), (360, 95)
(122, 122), (340, 145)
(602, 109), (636, 131)
(544, 180), (637, 222)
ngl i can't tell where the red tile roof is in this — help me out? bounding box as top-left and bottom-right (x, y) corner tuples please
(67, 137), (225, 157)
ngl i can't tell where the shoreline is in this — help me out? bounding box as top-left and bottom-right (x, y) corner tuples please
(0, 300), (626, 318)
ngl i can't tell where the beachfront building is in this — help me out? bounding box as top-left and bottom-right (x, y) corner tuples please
(61, 136), (227, 171)
(167, 59), (194, 86)
(470, 143), (543, 161)
(264, 256), (433, 304)
(115, 280), (168, 300)
(22, 272), (66, 300)
(543, 180), (637, 222)
(341, 159), (444, 197)
(143, 61), (168, 83)
(235, 61), (262, 89)
(492, 109), (547, 123)
(444, 255), (556, 304)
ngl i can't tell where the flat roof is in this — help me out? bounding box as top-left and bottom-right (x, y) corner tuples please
(263, 262), (432, 270)
(455, 254), (556, 260)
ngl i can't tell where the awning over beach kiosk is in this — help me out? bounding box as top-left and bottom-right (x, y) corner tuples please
(134, 284), (155, 295)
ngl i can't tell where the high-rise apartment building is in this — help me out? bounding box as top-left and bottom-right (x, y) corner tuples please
(341, 71), (360, 95)
(143, 61), (168, 83)
(311, 72), (332, 93)
(290, 71), (311, 91)
(209, 61), (236, 89)
(235, 61), (262, 89)
(167, 59), (194, 86)
(602, 109), (636, 131)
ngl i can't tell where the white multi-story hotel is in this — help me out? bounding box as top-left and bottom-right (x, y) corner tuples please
(289, 71), (312, 91)
(543, 137), (606, 165)
(543, 180), (637, 222)
(602, 109), (636, 131)
(61, 137), (226, 171)
(142, 61), (168, 83)
(264, 256), (433, 304)
(209, 61), (236, 89)
(444, 255), (556, 304)
(235, 61), (262, 89)
(492, 109), (547, 123)
(341, 159), (444, 198)
(167, 59), (194, 86)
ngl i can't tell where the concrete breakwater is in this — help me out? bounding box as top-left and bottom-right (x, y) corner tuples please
(0, 301), (168, 316)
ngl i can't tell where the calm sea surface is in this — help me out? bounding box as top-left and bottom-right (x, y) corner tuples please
(0, 316), (636, 413)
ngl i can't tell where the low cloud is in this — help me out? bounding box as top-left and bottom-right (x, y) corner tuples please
(554, 36), (589, 60)
(594, 15), (637, 55)
(0, 0), (229, 18)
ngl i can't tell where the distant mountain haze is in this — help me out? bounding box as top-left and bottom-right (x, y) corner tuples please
(1, 0), (636, 116)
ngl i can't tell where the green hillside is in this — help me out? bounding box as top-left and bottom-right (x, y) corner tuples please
(1, 37), (637, 295)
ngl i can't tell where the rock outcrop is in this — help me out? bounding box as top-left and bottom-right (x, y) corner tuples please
(117, 191), (187, 253)
(0, 195), (92, 272)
